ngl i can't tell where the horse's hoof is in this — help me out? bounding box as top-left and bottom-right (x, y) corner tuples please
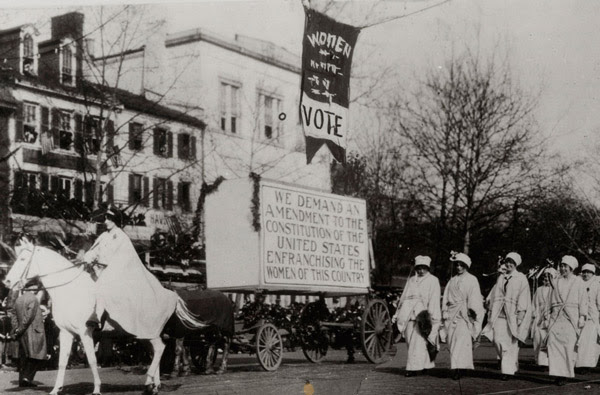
(143, 384), (154, 395)
(49, 387), (64, 395)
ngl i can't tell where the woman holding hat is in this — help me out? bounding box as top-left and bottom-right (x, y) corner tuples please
(393, 255), (441, 376)
(84, 206), (178, 339)
(531, 267), (557, 368)
(575, 263), (600, 373)
(441, 252), (484, 380)
(481, 252), (532, 380)
(547, 255), (588, 385)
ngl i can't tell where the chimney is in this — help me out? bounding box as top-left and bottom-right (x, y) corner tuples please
(51, 12), (85, 81)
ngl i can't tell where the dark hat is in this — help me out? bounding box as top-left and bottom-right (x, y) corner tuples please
(104, 206), (124, 227)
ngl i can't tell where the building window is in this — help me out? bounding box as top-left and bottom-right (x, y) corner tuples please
(154, 128), (170, 157)
(23, 103), (38, 143)
(178, 182), (191, 212)
(178, 133), (196, 160)
(57, 177), (72, 199)
(220, 82), (240, 134)
(131, 174), (143, 204)
(129, 122), (144, 151)
(258, 93), (281, 140)
(154, 178), (167, 209)
(84, 116), (100, 155)
(22, 34), (35, 74)
(61, 44), (75, 85)
(58, 111), (73, 150)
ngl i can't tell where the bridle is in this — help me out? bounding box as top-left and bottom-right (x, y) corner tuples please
(14, 246), (87, 291)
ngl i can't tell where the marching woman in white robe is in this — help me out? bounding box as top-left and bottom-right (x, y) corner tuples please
(575, 263), (600, 372)
(531, 267), (557, 367)
(547, 255), (588, 386)
(482, 252), (532, 380)
(393, 255), (441, 376)
(442, 252), (485, 380)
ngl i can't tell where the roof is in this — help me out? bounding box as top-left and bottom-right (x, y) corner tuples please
(112, 86), (206, 130)
(0, 69), (206, 130)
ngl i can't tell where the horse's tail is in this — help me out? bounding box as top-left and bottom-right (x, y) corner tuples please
(175, 296), (209, 330)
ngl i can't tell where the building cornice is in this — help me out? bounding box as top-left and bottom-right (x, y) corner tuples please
(166, 28), (302, 75)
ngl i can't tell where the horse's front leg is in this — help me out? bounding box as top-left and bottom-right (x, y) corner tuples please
(80, 327), (101, 395)
(204, 343), (216, 374)
(216, 335), (230, 375)
(50, 330), (73, 395)
(145, 337), (165, 394)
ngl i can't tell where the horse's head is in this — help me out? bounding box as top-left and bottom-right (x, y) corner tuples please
(4, 238), (39, 291)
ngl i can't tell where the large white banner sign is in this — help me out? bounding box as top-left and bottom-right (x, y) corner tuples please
(260, 183), (369, 288)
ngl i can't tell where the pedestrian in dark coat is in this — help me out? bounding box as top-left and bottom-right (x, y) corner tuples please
(12, 289), (47, 387)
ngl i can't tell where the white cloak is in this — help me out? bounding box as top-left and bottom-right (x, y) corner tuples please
(442, 271), (484, 370)
(547, 274), (588, 378)
(394, 273), (441, 371)
(576, 276), (600, 368)
(531, 285), (552, 366)
(85, 227), (178, 339)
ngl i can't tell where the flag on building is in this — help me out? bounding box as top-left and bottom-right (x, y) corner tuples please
(40, 130), (54, 155)
(108, 145), (122, 167)
(300, 8), (361, 164)
(165, 215), (182, 236)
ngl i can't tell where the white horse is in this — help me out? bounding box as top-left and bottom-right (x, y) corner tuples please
(4, 242), (204, 395)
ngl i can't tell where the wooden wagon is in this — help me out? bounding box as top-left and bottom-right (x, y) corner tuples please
(203, 177), (393, 370)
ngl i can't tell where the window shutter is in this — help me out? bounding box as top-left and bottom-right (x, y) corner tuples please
(40, 173), (49, 192)
(74, 112), (83, 153)
(191, 136), (197, 160)
(177, 182), (183, 209)
(177, 133), (183, 159)
(51, 108), (60, 145)
(13, 170), (24, 190)
(15, 102), (24, 142)
(129, 123), (135, 150)
(84, 181), (94, 207)
(107, 183), (114, 204)
(41, 106), (49, 133)
(153, 128), (159, 155)
(143, 176), (149, 207)
(153, 178), (158, 209)
(106, 119), (115, 148)
(167, 131), (173, 158)
(74, 179), (83, 201)
(50, 175), (59, 194)
(128, 174), (134, 205)
(166, 180), (173, 210)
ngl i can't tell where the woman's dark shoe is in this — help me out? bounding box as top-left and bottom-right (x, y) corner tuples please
(451, 369), (461, 380)
(501, 374), (509, 381)
(405, 370), (418, 377)
(555, 378), (566, 386)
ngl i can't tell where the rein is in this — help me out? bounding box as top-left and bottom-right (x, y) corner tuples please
(18, 247), (89, 291)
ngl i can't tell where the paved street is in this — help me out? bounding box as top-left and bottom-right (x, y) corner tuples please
(2, 341), (600, 394)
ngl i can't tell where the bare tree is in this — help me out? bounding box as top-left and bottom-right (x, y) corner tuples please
(391, 50), (545, 256)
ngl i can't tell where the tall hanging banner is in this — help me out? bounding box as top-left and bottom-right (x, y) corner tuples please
(300, 8), (360, 164)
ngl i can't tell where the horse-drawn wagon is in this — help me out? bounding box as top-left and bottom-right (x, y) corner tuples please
(202, 176), (393, 370)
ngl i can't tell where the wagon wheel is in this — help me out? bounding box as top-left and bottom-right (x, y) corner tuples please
(255, 323), (283, 371)
(301, 329), (328, 363)
(360, 299), (392, 363)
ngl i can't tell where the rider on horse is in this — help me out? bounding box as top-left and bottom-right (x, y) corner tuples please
(84, 207), (177, 339)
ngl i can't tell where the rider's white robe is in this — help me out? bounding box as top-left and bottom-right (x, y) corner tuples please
(85, 227), (177, 339)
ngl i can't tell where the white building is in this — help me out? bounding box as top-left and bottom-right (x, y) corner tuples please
(95, 23), (332, 192)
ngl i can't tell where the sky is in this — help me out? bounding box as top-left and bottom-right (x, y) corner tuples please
(1, 0), (599, 168)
